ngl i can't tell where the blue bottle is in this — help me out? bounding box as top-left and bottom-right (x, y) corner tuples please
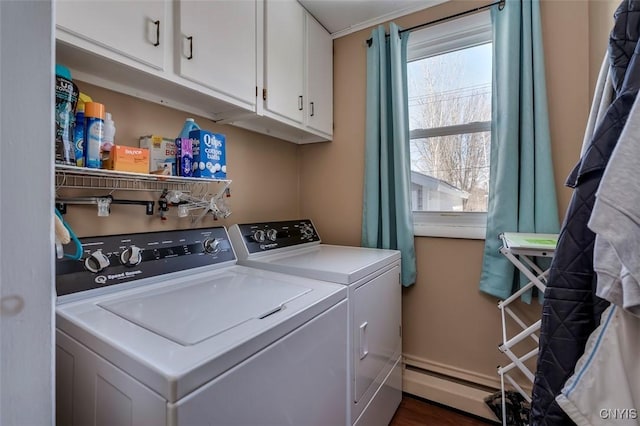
(176, 118), (199, 177)
(84, 102), (105, 169)
(73, 110), (84, 167)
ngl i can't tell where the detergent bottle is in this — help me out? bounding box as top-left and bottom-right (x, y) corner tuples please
(175, 118), (199, 177)
(54, 64), (79, 165)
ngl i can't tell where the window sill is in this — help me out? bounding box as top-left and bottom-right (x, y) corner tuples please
(412, 212), (486, 240)
(413, 223), (486, 239)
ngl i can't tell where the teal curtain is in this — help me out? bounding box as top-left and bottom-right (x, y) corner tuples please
(479, 0), (560, 300)
(362, 23), (416, 287)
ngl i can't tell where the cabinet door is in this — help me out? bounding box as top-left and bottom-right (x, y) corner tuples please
(56, 331), (166, 426)
(305, 13), (333, 137)
(264, 0), (305, 124)
(178, 0), (256, 109)
(56, 0), (166, 70)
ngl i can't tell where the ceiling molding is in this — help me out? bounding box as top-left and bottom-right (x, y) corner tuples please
(328, 0), (448, 39)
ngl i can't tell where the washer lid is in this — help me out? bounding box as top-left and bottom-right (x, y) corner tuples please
(244, 245), (401, 284)
(98, 272), (310, 346)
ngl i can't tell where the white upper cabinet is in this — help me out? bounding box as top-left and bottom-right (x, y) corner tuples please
(177, 1), (257, 109)
(305, 13), (333, 138)
(56, 0), (166, 70)
(55, 0), (332, 143)
(56, 0), (257, 119)
(264, 0), (305, 125)
(260, 0), (333, 141)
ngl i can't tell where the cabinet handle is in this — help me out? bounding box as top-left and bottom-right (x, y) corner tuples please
(186, 36), (193, 60)
(310, 101), (315, 117)
(153, 20), (160, 47)
(298, 96), (303, 111)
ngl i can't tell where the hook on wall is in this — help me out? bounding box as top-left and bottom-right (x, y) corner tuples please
(162, 189), (232, 223)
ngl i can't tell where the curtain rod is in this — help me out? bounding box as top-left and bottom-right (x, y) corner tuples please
(366, 0), (505, 47)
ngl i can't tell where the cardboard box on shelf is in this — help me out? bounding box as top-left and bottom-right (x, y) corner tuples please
(176, 137), (193, 177)
(190, 130), (226, 179)
(104, 145), (149, 174)
(139, 135), (176, 175)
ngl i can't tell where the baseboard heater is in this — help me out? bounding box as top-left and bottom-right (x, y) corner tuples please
(402, 362), (500, 421)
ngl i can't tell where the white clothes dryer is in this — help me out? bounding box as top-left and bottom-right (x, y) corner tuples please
(55, 226), (347, 426)
(229, 219), (402, 426)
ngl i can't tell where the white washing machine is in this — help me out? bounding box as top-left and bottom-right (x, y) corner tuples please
(229, 219), (402, 426)
(55, 226), (348, 426)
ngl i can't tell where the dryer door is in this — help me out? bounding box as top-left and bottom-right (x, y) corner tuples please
(352, 264), (401, 402)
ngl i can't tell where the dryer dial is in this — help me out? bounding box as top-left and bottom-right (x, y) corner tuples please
(266, 229), (278, 242)
(300, 224), (314, 238)
(203, 238), (221, 254)
(252, 229), (266, 243)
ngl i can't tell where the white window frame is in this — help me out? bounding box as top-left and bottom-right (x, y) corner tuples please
(407, 10), (492, 240)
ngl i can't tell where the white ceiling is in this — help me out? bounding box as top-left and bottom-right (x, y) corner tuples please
(298, 0), (448, 38)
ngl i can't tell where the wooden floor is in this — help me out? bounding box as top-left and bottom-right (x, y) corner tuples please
(389, 394), (497, 426)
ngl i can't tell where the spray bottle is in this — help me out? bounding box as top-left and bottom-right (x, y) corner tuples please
(73, 92), (92, 167)
(84, 102), (105, 169)
(101, 112), (116, 163)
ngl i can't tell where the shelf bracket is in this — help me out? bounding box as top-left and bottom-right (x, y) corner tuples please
(56, 195), (155, 217)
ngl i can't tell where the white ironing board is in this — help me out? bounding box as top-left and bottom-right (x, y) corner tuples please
(496, 232), (558, 426)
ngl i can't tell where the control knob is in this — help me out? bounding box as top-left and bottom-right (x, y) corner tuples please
(252, 229), (266, 243)
(120, 245), (142, 267)
(266, 228), (278, 242)
(203, 238), (221, 254)
(300, 224), (314, 238)
(84, 250), (110, 273)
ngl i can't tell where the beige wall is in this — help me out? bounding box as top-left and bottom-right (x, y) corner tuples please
(299, 0), (609, 386)
(59, 82), (301, 237)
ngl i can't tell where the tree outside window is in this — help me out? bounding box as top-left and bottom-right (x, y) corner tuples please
(408, 42), (492, 213)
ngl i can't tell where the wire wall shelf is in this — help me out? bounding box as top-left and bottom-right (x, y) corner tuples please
(55, 165), (232, 223)
(55, 165), (230, 194)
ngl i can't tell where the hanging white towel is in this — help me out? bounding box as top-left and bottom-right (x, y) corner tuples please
(556, 305), (640, 425)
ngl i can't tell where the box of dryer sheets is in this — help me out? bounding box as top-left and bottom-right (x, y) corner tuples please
(103, 145), (149, 174)
(176, 137), (193, 177)
(139, 135), (176, 175)
(190, 129), (226, 179)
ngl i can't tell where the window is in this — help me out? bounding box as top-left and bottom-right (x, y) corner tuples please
(407, 11), (492, 239)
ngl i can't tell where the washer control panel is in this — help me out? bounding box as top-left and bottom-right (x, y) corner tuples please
(233, 219), (321, 254)
(56, 227), (235, 297)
